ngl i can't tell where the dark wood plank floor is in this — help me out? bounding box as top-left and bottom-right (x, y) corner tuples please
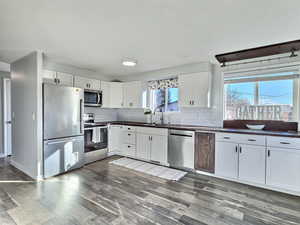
(0, 156), (300, 225)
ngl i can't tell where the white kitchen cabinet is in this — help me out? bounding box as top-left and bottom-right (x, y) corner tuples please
(74, 76), (101, 90)
(123, 81), (143, 108)
(136, 133), (151, 160)
(135, 127), (168, 165)
(150, 135), (168, 164)
(43, 70), (73, 86)
(215, 141), (238, 179)
(266, 147), (300, 192)
(101, 81), (110, 108)
(43, 70), (57, 85)
(109, 82), (123, 108)
(178, 72), (211, 108)
(108, 125), (123, 153)
(238, 144), (266, 184)
(56, 72), (74, 86)
(122, 144), (136, 157)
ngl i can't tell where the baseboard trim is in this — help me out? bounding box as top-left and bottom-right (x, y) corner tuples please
(10, 160), (38, 180)
(195, 170), (300, 197)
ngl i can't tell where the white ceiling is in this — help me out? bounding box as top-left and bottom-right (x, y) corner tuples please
(1, 0), (300, 76)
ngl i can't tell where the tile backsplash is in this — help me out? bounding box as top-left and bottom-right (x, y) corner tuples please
(84, 107), (118, 122)
(117, 108), (223, 127)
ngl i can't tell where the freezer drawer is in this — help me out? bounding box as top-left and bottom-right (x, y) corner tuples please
(44, 136), (84, 178)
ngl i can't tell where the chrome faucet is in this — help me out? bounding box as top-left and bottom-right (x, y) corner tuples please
(152, 106), (164, 125)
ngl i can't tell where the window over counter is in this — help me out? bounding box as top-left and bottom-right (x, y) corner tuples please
(224, 71), (299, 121)
(148, 78), (179, 112)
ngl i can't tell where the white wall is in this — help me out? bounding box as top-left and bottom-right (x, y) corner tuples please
(117, 63), (223, 127)
(10, 52), (43, 179)
(0, 71), (10, 157)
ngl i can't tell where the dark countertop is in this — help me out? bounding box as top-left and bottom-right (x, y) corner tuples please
(85, 121), (300, 138)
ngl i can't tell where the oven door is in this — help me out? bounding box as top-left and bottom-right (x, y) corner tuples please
(84, 126), (108, 153)
(84, 90), (102, 107)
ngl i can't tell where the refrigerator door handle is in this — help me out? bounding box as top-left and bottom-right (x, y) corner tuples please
(80, 99), (83, 134)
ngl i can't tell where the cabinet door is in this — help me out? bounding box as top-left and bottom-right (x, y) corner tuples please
(89, 79), (101, 90)
(101, 81), (110, 108)
(178, 72), (211, 108)
(136, 133), (150, 160)
(108, 126), (123, 153)
(193, 72), (211, 107)
(56, 72), (74, 86)
(178, 74), (194, 107)
(43, 70), (57, 85)
(215, 141), (238, 179)
(110, 82), (123, 108)
(74, 76), (89, 89)
(123, 81), (142, 108)
(150, 135), (168, 164)
(239, 144), (266, 184)
(266, 147), (300, 191)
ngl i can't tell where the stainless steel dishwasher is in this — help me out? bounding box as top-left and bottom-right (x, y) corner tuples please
(168, 130), (195, 170)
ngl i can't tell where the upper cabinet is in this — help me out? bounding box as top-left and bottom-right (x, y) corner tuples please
(123, 81), (143, 108)
(74, 76), (101, 90)
(109, 82), (124, 108)
(56, 72), (74, 86)
(178, 72), (211, 108)
(43, 70), (74, 87)
(100, 81), (110, 108)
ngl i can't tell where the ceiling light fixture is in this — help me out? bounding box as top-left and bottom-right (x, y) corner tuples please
(122, 60), (137, 67)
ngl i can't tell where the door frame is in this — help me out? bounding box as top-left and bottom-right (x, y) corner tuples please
(3, 78), (11, 156)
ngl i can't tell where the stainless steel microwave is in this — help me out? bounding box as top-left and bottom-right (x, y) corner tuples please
(84, 90), (102, 107)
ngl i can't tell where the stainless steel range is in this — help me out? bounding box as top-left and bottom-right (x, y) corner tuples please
(83, 113), (108, 164)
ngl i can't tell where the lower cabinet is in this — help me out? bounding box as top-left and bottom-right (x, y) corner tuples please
(108, 125), (123, 153)
(215, 141), (266, 184)
(266, 147), (300, 192)
(136, 129), (168, 165)
(239, 144), (265, 184)
(215, 141), (238, 179)
(136, 134), (151, 160)
(150, 135), (168, 164)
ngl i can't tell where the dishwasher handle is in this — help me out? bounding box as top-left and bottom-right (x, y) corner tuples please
(169, 133), (193, 137)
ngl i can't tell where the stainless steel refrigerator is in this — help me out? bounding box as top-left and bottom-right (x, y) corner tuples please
(43, 84), (84, 178)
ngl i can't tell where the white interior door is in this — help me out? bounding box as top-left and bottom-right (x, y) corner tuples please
(3, 78), (12, 156)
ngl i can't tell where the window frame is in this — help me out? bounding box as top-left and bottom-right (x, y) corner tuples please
(148, 87), (179, 113)
(223, 71), (300, 122)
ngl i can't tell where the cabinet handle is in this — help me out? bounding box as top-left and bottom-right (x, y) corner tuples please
(150, 136), (152, 141)
(239, 146), (242, 153)
(267, 150), (270, 157)
(247, 139), (256, 142)
(223, 137), (230, 139)
(235, 146), (238, 153)
(128, 145), (131, 148)
(280, 142), (290, 145)
(128, 133), (131, 136)
(192, 100), (194, 105)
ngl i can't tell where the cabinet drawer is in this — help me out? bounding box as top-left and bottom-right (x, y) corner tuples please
(123, 126), (136, 132)
(216, 133), (265, 146)
(122, 144), (136, 157)
(136, 127), (168, 136)
(267, 136), (300, 149)
(123, 132), (136, 144)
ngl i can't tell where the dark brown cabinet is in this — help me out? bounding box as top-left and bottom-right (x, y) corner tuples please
(194, 132), (215, 173)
